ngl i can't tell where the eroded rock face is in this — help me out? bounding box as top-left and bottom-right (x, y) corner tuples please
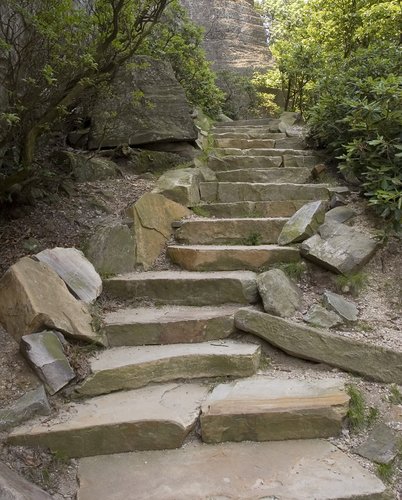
(181, 0), (271, 73)
(88, 56), (197, 149)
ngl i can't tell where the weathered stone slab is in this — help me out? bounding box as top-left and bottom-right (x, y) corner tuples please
(0, 462), (53, 499)
(323, 291), (358, 322)
(219, 148), (316, 157)
(200, 182), (330, 203)
(235, 308), (402, 384)
(283, 155), (323, 168)
(0, 386), (51, 431)
(301, 222), (378, 274)
(207, 155), (282, 171)
(278, 200), (327, 245)
(77, 441), (387, 500)
(153, 168), (202, 206)
(20, 331), (75, 395)
(127, 193), (191, 269)
(257, 269), (301, 318)
(325, 206), (356, 224)
(8, 383), (209, 458)
(175, 217), (288, 245)
(0, 257), (103, 345)
(354, 423), (401, 464)
(103, 305), (238, 346)
(215, 167), (312, 184)
(215, 138), (276, 149)
(85, 221), (136, 276)
(201, 376), (349, 443)
(104, 270), (258, 305)
(77, 340), (261, 396)
(192, 201), (309, 218)
(212, 132), (287, 141)
(168, 244), (300, 271)
(303, 304), (343, 329)
(36, 247), (102, 303)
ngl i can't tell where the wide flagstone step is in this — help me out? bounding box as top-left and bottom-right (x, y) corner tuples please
(103, 305), (239, 346)
(76, 340), (261, 397)
(200, 376), (349, 444)
(77, 440), (387, 500)
(104, 270), (258, 305)
(191, 200), (310, 218)
(215, 167), (312, 183)
(8, 383), (209, 458)
(218, 147), (318, 157)
(200, 181), (330, 203)
(167, 245), (300, 272)
(214, 118), (280, 127)
(212, 131), (287, 140)
(214, 138), (276, 149)
(208, 155), (283, 170)
(174, 217), (288, 245)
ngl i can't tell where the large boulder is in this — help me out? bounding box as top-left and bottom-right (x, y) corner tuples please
(127, 193), (191, 269)
(36, 247), (102, 304)
(0, 257), (103, 345)
(85, 220), (136, 276)
(256, 269), (301, 318)
(153, 168), (203, 206)
(88, 56), (197, 149)
(53, 151), (118, 182)
(278, 200), (327, 245)
(300, 221), (378, 274)
(20, 331), (75, 395)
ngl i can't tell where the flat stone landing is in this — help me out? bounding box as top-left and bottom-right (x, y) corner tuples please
(78, 440), (387, 500)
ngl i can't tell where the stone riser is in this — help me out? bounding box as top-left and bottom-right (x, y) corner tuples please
(175, 218), (288, 245)
(191, 201), (311, 218)
(167, 245), (300, 272)
(212, 132), (286, 140)
(215, 167), (312, 184)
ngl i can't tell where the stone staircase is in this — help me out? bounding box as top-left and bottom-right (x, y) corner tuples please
(8, 119), (388, 499)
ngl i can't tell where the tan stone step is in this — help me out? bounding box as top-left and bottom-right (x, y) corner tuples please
(77, 441), (387, 500)
(200, 182), (330, 203)
(215, 167), (312, 183)
(8, 383), (209, 458)
(174, 217), (288, 245)
(208, 155), (283, 170)
(103, 305), (239, 346)
(284, 154), (324, 168)
(214, 138), (276, 149)
(104, 271), (258, 305)
(214, 118), (280, 127)
(218, 147), (317, 157)
(77, 340), (261, 397)
(191, 201), (310, 218)
(200, 376), (349, 444)
(168, 245), (300, 272)
(212, 131), (286, 140)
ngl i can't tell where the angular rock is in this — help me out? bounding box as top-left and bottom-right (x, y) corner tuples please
(77, 441), (387, 500)
(36, 247), (102, 303)
(300, 221), (378, 274)
(85, 220), (136, 276)
(88, 56), (197, 149)
(104, 270), (259, 305)
(103, 305), (238, 346)
(168, 244), (300, 272)
(8, 383), (209, 458)
(77, 340), (261, 396)
(200, 376), (349, 443)
(153, 168), (202, 206)
(20, 331), (75, 395)
(303, 304), (343, 329)
(330, 193), (347, 208)
(0, 386), (51, 431)
(325, 206), (356, 224)
(215, 167), (312, 184)
(127, 193), (190, 269)
(235, 308), (402, 384)
(257, 269), (301, 318)
(175, 217), (288, 245)
(0, 462), (53, 500)
(0, 257), (102, 345)
(355, 423), (401, 465)
(323, 291), (358, 322)
(53, 151), (118, 182)
(278, 200), (327, 245)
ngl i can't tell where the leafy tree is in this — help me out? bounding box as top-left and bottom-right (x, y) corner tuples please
(0, 0), (173, 198)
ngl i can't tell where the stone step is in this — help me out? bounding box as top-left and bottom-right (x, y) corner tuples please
(215, 167), (312, 184)
(167, 245), (300, 272)
(214, 118), (280, 127)
(200, 182), (330, 203)
(218, 147), (317, 157)
(200, 376), (349, 444)
(8, 383), (210, 458)
(214, 137), (306, 150)
(212, 131), (287, 140)
(77, 441), (387, 500)
(76, 340), (261, 397)
(104, 270), (258, 305)
(212, 124), (283, 134)
(175, 217), (288, 245)
(103, 305), (239, 346)
(191, 201), (310, 218)
(214, 138), (276, 149)
(208, 155), (283, 170)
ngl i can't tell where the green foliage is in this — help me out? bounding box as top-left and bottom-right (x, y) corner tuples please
(251, 72), (282, 117)
(278, 261), (306, 281)
(217, 70), (259, 120)
(243, 232), (262, 246)
(376, 463), (394, 483)
(191, 206), (210, 218)
(388, 384), (402, 405)
(334, 272), (368, 297)
(346, 385), (366, 432)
